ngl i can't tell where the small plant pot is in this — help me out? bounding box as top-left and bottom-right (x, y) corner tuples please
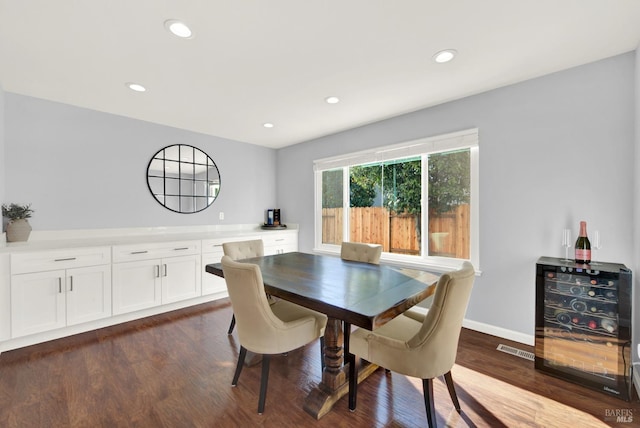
(6, 219), (32, 242)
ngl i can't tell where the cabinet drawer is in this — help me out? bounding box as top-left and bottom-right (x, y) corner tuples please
(11, 247), (111, 274)
(113, 240), (200, 262)
(262, 233), (297, 248)
(201, 236), (260, 254)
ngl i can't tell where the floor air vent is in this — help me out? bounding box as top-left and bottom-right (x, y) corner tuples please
(496, 344), (535, 361)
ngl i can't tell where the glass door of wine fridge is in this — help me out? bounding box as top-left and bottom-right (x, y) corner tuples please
(535, 256), (632, 400)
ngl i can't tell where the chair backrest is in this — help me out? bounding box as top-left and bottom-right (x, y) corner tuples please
(221, 256), (293, 354)
(407, 261), (475, 378)
(340, 242), (382, 264)
(223, 239), (264, 260)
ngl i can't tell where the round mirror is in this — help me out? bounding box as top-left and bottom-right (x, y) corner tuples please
(147, 144), (221, 213)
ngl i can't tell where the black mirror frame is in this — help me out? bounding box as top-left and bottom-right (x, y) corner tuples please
(146, 144), (221, 214)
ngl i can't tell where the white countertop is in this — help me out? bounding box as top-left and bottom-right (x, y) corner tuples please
(0, 224), (298, 253)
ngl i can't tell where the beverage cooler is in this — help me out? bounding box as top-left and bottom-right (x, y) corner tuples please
(535, 256), (632, 400)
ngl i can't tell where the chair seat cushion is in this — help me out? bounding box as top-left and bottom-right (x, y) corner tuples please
(402, 306), (428, 323)
(271, 300), (327, 336)
(350, 314), (421, 362)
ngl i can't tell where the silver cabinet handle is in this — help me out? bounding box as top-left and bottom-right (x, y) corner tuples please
(58, 277), (62, 293)
(55, 257), (77, 262)
(163, 264), (168, 277)
(155, 265), (160, 278)
(69, 276), (73, 291)
(131, 250), (148, 255)
(174, 247), (189, 251)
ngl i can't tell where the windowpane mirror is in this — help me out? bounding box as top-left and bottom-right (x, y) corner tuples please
(147, 144), (221, 213)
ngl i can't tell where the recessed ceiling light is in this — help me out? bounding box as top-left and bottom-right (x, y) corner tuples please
(263, 123), (274, 128)
(164, 19), (193, 38)
(126, 82), (146, 92)
(325, 96), (340, 104)
(433, 49), (457, 63)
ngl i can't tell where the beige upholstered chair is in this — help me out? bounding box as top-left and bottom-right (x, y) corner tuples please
(340, 242), (383, 264)
(347, 261), (475, 428)
(222, 239), (264, 335)
(221, 256), (327, 414)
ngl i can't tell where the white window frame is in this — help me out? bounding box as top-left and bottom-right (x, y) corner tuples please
(313, 128), (479, 272)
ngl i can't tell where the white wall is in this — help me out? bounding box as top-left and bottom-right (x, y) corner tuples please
(0, 84), (5, 208)
(277, 52), (636, 342)
(4, 94), (277, 230)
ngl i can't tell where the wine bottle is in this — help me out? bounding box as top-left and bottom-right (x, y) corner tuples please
(556, 311), (572, 325)
(600, 318), (617, 333)
(570, 298), (587, 313)
(574, 221), (591, 264)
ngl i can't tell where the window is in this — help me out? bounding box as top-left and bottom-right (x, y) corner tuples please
(314, 129), (479, 269)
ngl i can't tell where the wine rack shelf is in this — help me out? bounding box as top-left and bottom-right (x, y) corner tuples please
(535, 256), (632, 401)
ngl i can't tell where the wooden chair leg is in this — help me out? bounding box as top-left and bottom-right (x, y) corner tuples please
(232, 346), (247, 386)
(227, 314), (236, 335)
(319, 336), (325, 371)
(422, 378), (437, 428)
(348, 353), (358, 411)
(443, 371), (461, 412)
(258, 355), (271, 414)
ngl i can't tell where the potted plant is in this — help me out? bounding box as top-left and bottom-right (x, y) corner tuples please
(2, 203), (34, 242)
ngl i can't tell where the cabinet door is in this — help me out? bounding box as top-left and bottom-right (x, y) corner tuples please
(112, 260), (162, 315)
(161, 255), (201, 304)
(202, 253), (227, 296)
(11, 270), (66, 338)
(66, 265), (112, 326)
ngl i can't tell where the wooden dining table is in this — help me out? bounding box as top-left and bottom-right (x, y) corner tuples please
(205, 251), (439, 419)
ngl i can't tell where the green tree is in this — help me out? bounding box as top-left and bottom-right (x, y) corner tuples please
(381, 158), (421, 214)
(350, 165), (379, 207)
(428, 149), (470, 214)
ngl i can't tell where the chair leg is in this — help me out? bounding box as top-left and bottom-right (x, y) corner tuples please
(232, 346), (247, 386)
(258, 355), (271, 414)
(227, 314), (236, 335)
(443, 371), (461, 412)
(343, 322), (350, 356)
(348, 353), (358, 411)
(319, 336), (325, 372)
(422, 378), (437, 428)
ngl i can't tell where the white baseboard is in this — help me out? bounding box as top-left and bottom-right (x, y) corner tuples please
(405, 304), (536, 346)
(463, 318), (535, 346)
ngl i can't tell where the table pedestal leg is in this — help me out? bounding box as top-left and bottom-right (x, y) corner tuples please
(303, 318), (378, 419)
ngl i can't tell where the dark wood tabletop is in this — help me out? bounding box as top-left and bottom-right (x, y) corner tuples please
(205, 252), (439, 330)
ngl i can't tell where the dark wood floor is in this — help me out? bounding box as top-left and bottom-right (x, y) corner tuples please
(1, 299), (638, 427)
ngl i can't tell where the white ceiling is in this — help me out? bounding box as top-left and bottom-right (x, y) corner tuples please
(1, 1), (639, 149)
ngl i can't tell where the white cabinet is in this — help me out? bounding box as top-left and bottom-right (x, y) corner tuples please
(263, 232), (297, 255)
(201, 232), (298, 295)
(201, 236), (259, 296)
(112, 259), (161, 314)
(10, 247), (111, 338)
(0, 225), (298, 353)
(112, 240), (201, 315)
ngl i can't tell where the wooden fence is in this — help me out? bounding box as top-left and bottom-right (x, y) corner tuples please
(322, 205), (469, 258)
